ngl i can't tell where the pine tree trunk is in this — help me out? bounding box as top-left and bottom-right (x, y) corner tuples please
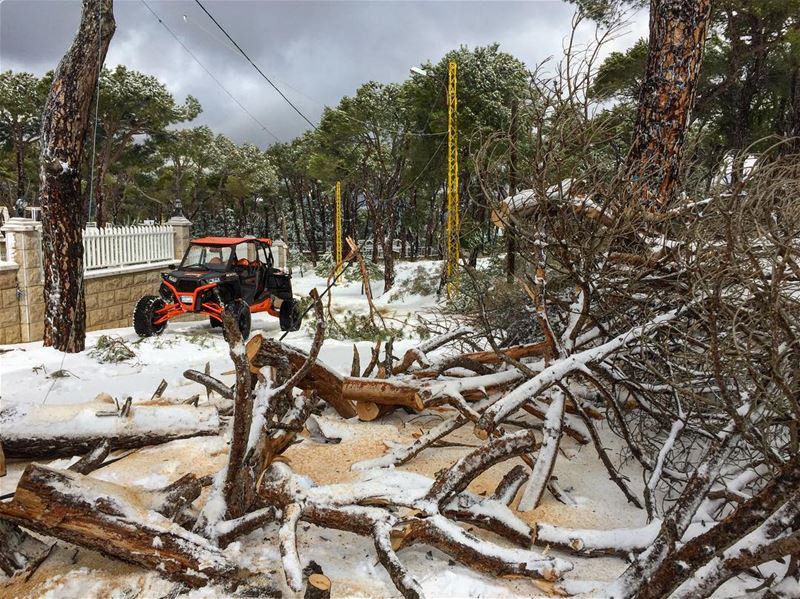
(298, 189), (316, 265)
(14, 128), (25, 202)
(317, 186), (326, 253)
(383, 199), (397, 293)
(305, 190), (320, 263)
(39, 0), (115, 353)
(787, 63), (800, 154)
(92, 147), (110, 227)
(625, 0), (711, 208)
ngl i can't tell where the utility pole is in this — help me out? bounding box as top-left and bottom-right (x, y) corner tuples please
(446, 60), (460, 297)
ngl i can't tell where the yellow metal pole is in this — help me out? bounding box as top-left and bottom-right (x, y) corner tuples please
(335, 180), (343, 279)
(446, 60), (460, 296)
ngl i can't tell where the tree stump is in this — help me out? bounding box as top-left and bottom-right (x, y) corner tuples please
(304, 573), (332, 599)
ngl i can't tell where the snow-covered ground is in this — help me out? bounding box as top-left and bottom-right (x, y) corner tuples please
(0, 260), (666, 598)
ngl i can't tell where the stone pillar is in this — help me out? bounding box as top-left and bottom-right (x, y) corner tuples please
(272, 239), (288, 270)
(167, 199), (192, 262)
(1, 217), (44, 342)
(167, 217), (192, 262)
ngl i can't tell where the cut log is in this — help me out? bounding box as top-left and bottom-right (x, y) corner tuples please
(461, 342), (550, 364)
(356, 401), (396, 422)
(343, 377), (424, 411)
(247, 335), (357, 418)
(247, 335), (423, 417)
(0, 464), (238, 587)
(0, 400), (221, 459)
(305, 573), (332, 599)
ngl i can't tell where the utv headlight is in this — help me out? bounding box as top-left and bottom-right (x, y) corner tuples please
(207, 276), (221, 284)
(166, 274), (177, 283)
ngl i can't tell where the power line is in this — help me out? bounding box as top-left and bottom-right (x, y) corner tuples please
(188, 1), (446, 139)
(140, 0), (280, 143)
(193, 0), (319, 131)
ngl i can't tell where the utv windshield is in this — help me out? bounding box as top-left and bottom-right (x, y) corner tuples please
(180, 245), (233, 271)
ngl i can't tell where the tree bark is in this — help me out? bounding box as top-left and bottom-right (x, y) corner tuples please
(635, 453), (800, 599)
(625, 0), (711, 208)
(0, 400), (220, 459)
(39, 0), (115, 352)
(0, 464), (238, 587)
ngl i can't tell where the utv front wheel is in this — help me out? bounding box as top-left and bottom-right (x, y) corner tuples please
(279, 298), (302, 332)
(133, 295), (167, 337)
(222, 299), (251, 341)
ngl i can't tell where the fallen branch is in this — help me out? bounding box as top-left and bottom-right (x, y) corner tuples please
(259, 462), (571, 598)
(183, 369), (233, 400)
(476, 310), (678, 435)
(491, 464), (529, 505)
(533, 520), (662, 557)
(0, 400), (221, 459)
(0, 464), (238, 587)
(67, 440), (111, 475)
(633, 452), (800, 599)
(517, 387), (565, 511)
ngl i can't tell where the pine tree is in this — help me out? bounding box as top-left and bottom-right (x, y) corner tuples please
(625, 0), (712, 207)
(39, 0), (115, 352)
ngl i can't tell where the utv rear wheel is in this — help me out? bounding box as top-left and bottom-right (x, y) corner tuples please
(133, 295), (167, 337)
(279, 298), (302, 332)
(222, 299), (251, 341)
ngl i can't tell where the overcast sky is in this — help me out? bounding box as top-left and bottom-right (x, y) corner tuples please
(1, 0), (648, 147)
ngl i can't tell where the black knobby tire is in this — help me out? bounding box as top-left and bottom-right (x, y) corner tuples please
(209, 315), (222, 328)
(279, 298), (302, 332)
(133, 295), (167, 337)
(222, 299), (251, 342)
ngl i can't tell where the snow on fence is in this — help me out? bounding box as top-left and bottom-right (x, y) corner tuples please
(83, 225), (174, 271)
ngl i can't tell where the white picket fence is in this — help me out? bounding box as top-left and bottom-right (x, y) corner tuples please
(83, 224), (174, 271)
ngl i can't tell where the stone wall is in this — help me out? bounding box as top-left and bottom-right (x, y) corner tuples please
(0, 264), (21, 344)
(84, 264), (169, 331)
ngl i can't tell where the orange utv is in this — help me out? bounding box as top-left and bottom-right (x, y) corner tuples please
(133, 237), (301, 339)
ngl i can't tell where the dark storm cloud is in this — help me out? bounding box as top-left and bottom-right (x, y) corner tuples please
(0, 0), (647, 147)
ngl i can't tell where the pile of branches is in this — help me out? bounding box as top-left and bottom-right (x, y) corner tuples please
(468, 125), (800, 595)
(2, 160), (797, 597)
(458, 25), (800, 593)
(0, 291), (574, 597)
